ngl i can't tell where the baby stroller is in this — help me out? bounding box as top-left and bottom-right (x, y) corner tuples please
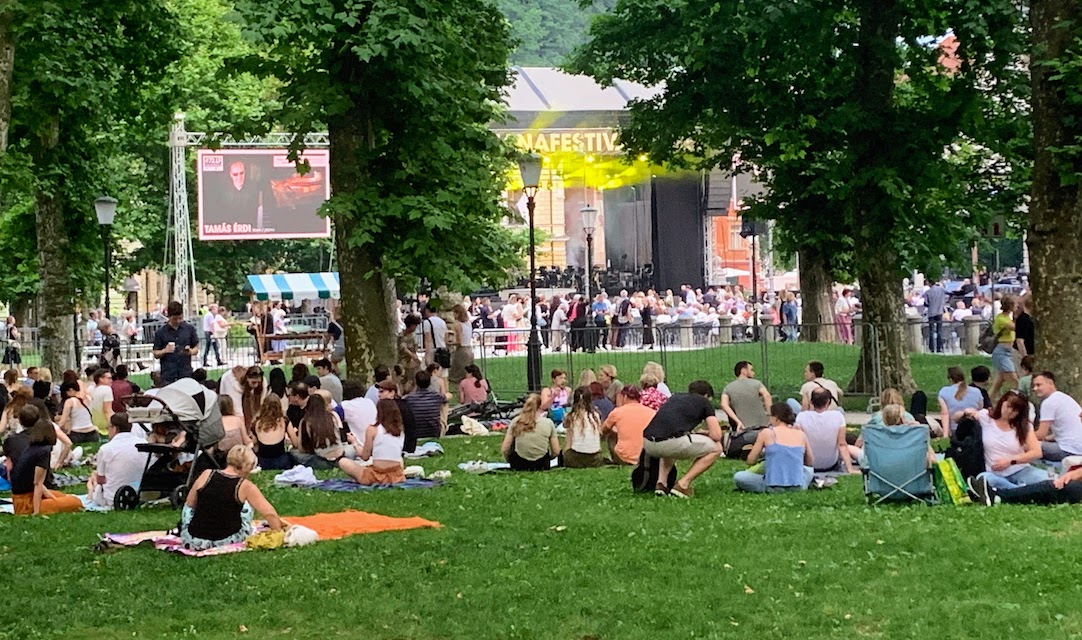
(113, 379), (226, 510)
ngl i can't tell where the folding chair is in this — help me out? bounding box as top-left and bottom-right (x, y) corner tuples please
(861, 425), (937, 505)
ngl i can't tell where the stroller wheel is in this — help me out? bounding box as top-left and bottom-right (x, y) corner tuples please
(170, 485), (189, 510)
(114, 486), (139, 511)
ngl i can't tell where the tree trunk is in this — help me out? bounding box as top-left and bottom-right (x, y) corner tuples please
(796, 244), (837, 343)
(34, 117), (75, 372)
(1028, 0), (1082, 397)
(0, 2), (13, 153)
(329, 112), (397, 385)
(849, 244), (915, 394)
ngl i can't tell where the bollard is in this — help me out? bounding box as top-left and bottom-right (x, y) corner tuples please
(963, 315), (983, 356)
(907, 316), (926, 354)
(679, 317), (693, 349)
(852, 313), (863, 346)
(718, 315), (733, 344)
(759, 314), (777, 342)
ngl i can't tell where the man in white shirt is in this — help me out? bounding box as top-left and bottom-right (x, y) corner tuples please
(340, 379), (377, 448)
(1032, 372), (1082, 461)
(365, 365), (391, 404)
(795, 389), (854, 472)
(798, 361), (843, 412)
(201, 304), (225, 367)
(88, 413), (146, 507)
(421, 304), (448, 366)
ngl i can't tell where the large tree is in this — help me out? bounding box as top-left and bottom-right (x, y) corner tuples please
(233, 0), (525, 383)
(569, 0), (1025, 392)
(1028, 0), (1082, 395)
(3, 1), (180, 371)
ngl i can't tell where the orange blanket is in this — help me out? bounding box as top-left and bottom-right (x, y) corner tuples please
(286, 510), (440, 540)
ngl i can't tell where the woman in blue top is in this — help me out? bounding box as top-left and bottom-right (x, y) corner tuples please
(733, 403), (815, 492)
(937, 366), (984, 438)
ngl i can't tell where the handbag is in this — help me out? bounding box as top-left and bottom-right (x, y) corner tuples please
(427, 319), (451, 369)
(978, 325), (1003, 354)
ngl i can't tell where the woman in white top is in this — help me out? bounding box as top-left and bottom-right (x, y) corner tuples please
(340, 399), (406, 485)
(964, 391), (1045, 491)
(58, 381), (98, 443)
(562, 386), (604, 468)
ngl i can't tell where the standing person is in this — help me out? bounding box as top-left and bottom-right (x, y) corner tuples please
(212, 307), (230, 366)
(397, 315), (422, 395)
(97, 319), (122, 371)
(1031, 372), (1082, 462)
(781, 292), (799, 342)
(569, 296), (590, 352)
(449, 304), (474, 391)
(421, 303), (448, 367)
(721, 360), (772, 432)
(87, 369), (115, 434)
(640, 295), (655, 350)
(641, 381), (723, 498)
(990, 295), (1019, 399)
(834, 289), (853, 345)
(2, 316), (21, 370)
(323, 306), (344, 366)
(152, 301), (199, 385)
(1014, 295), (1035, 357)
(924, 279), (947, 353)
(549, 302), (567, 353)
(201, 304), (224, 367)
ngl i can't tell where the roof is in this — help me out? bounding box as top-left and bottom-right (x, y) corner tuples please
(507, 67), (662, 113)
(245, 272), (340, 301)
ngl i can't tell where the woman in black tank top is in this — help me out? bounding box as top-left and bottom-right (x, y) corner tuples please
(180, 445), (285, 550)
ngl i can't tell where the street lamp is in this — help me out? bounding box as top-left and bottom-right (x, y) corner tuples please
(580, 205), (598, 302)
(94, 196), (117, 319)
(518, 152), (543, 393)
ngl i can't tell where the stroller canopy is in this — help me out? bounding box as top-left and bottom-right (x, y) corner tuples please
(152, 378), (225, 450)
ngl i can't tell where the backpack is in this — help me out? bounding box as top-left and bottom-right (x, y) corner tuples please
(631, 451), (678, 493)
(945, 415), (985, 480)
(725, 427), (763, 461)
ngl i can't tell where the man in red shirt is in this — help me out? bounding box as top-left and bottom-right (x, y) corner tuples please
(110, 364), (141, 414)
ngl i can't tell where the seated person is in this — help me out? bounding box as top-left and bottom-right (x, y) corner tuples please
(58, 380), (98, 444)
(180, 445), (284, 550)
(721, 360), (771, 432)
(970, 365), (993, 410)
(340, 399), (406, 485)
(589, 382), (615, 422)
(601, 386), (655, 465)
(972, 467), (1082, 507)
(500, 393), (560, 471)
(405, 370), (447, 440)
(252, 393), (293, 470)
(865, 388), (918, 426)
(216, 395), (253, 455)
(641, 380), (723, 498)
(87, 413), (145, 508)
(9, 406), (83, 515)
(639, 373), (668, 411)
(287, 394), (345, 470)
(795, 389), (855, 473)
(733, 403), (815, 493)
(962, 392), (1045, 492)
(798, 361), (842, 411)
(562, 386), (605, 468)
(1031, 372), (1082, 461)
(937, 366), (983, 438)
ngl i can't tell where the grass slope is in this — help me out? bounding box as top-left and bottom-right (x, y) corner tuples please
(2, 437), (1080, 639)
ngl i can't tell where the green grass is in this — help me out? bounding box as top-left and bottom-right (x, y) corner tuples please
(3, 436), (1081, 639)
(481, 342), (989, 409)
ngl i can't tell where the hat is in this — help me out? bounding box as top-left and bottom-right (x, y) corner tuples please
(376, 379), (398, 392)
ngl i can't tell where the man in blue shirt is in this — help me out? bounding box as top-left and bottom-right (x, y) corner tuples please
(924, 280), (947, 353)
(152, 301), (199, 385)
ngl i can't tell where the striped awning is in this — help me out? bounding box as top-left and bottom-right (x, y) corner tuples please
(246, 272), (340, 301)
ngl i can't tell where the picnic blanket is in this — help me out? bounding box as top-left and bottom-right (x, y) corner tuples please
(100, 509), (441, 557)
(311, 478), (442, 492)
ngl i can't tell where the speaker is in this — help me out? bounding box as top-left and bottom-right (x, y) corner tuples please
(739, 218), (768, 238)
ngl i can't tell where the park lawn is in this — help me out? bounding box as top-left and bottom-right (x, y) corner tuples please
(3, 437), (1081, 639)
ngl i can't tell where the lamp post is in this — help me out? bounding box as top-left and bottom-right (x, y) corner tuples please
(94, 196), (117, 319)
(580, 205), (598, 302)
(518, 152), (543, 393)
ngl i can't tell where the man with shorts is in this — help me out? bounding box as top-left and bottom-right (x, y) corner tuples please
(641, 380), (723, 498)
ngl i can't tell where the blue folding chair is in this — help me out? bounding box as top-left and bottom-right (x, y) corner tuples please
(861, 425), (937, 505)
